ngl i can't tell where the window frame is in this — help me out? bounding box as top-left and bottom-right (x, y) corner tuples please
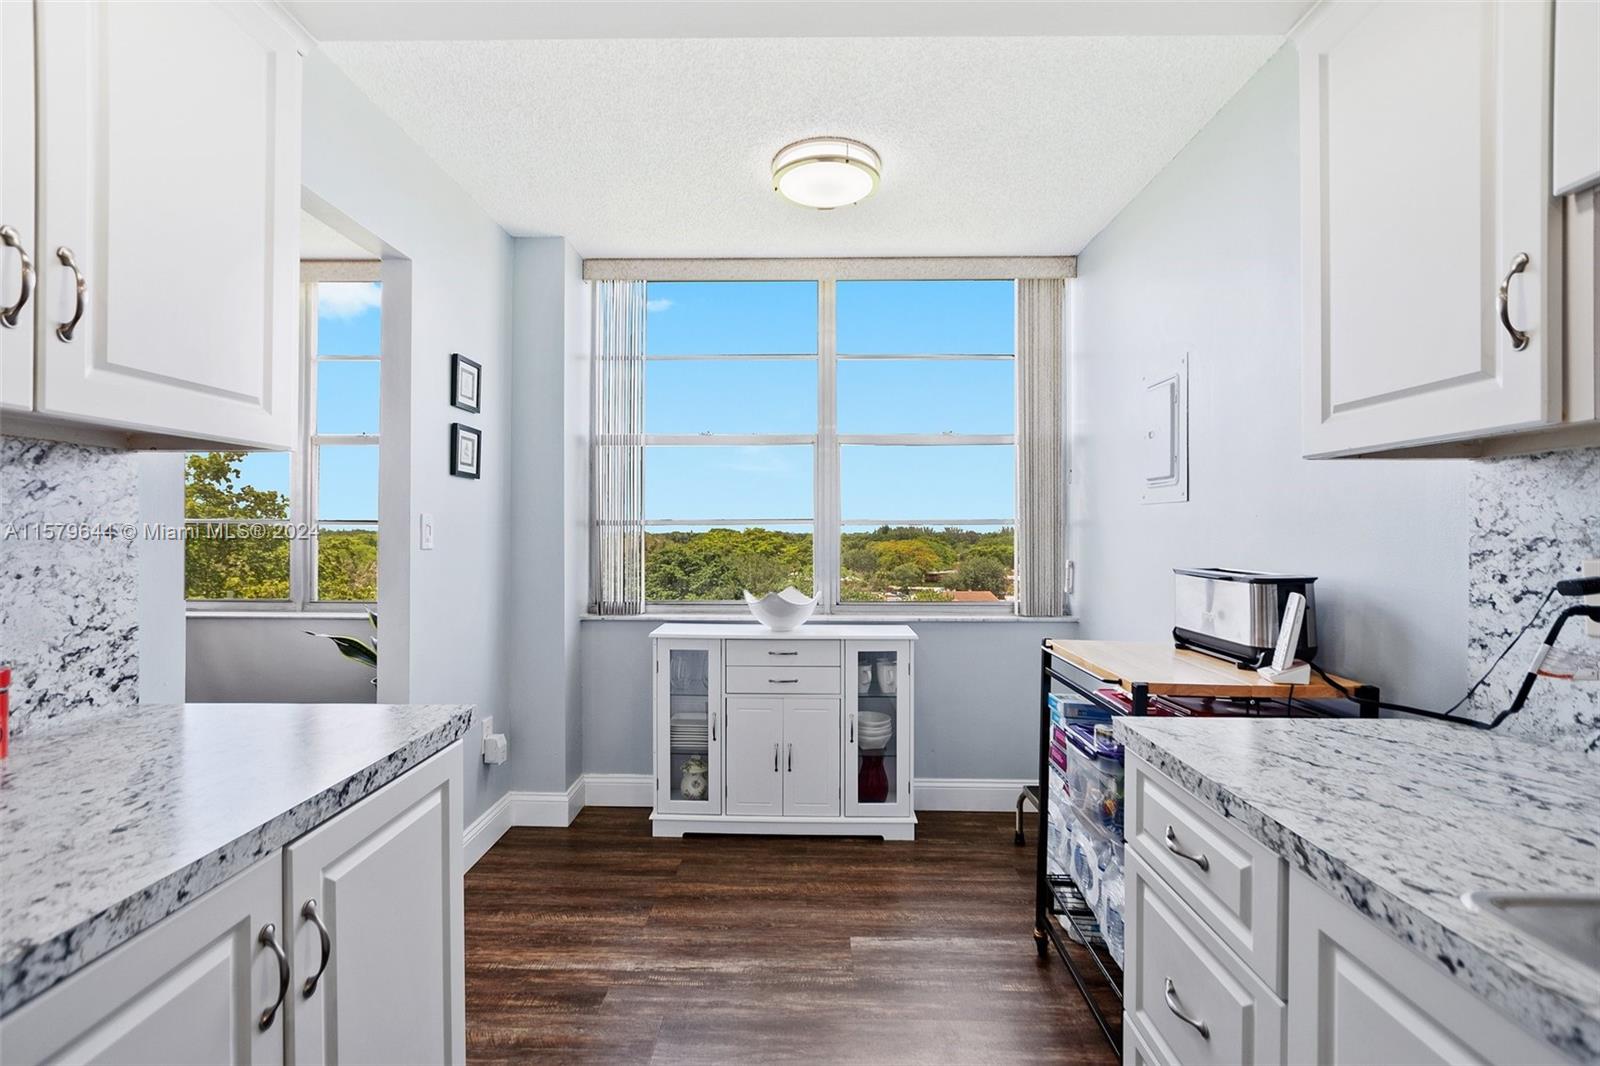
(184, 262), (381, 613)
(637, 271), (1028, 617)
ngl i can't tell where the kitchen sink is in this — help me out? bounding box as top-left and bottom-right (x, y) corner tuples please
(1462, 891), (1600, 972)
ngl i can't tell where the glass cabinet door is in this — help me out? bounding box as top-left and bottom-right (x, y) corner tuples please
(844, 640), (911, 817)
(656, 641), (722, 815)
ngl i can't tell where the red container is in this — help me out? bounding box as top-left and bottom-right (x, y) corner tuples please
(1, 666), (10, 759)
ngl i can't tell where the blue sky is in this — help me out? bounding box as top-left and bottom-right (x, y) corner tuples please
(230, 280), (1016, 526)
(230, 283), (381, 519)
(644, 280), (1015, 522)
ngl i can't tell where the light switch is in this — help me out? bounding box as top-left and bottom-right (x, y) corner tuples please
(419, 512), (435, 550)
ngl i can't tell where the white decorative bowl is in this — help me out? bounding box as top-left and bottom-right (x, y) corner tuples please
(743, 586), (818, 632)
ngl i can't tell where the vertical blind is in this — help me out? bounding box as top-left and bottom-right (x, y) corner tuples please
(589, 280), (647, 614)
(1014, 278), (1067, 618)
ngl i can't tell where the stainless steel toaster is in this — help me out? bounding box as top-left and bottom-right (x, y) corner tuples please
(1172, 568), (1318, 668)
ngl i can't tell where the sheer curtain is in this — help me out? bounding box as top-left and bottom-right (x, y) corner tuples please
(1014, 277), (1066, 617)
(589, 280), (646, 614)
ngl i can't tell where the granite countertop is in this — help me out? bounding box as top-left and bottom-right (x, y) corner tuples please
(1113, 717), (1600, 1062)
(0, 702), (473, 1015)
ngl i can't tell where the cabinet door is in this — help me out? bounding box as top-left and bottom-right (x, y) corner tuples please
(0, 0), (34, 412)
(654, 640), (724, 815)
(783, 697), (841, 817)
(0, 852), (286, 1065)
(843, 640), (913, 817)
(1285, 870), (1567, 1065)
(725, 696), (784, 816)
(1297, 1), (1560, 456)
(285, 743), (466, 1066)
(35, 0), (301, 448)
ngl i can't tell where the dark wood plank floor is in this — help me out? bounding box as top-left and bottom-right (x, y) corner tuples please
(465, 808), (1120, 1065)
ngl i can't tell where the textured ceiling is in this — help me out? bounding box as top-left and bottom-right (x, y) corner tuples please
(321, 34), (1283, 257)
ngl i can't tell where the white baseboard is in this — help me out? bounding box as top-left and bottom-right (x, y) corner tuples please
(466, 773), (1032, 867)
(463, 792), (512, 870)
(583, 772), (653, 807)
(912, 778), (1034, 812)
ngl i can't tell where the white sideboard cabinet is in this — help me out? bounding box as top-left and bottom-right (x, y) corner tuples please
(650, 624), (917, 840)
(1, 0), (305, 450)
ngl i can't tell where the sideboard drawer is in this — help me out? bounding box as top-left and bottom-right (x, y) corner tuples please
(1126, 757), (1286, 993)
(726, 640), (841, 668)
(726, 666), (842, 695)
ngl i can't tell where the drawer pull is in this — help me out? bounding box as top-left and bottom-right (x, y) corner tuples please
(1164, 825), (1210, 871)
(301, 899), (332, 996)
(258, 923), (290, 1030)
(768, 678), (800, 684)
(768, 650), (799, 656)
(1164, 977), (1209, 1039)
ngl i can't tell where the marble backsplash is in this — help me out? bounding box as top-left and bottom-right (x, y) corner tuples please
(1, 437), (140, 734)
(1467, 447), (1600, 752)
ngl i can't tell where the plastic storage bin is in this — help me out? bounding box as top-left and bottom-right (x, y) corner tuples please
(1061, 722), (1125, 835)
(1049, 691), (1111, 726)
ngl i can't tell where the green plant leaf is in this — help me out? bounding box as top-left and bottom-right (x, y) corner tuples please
(304, 631), (378, 668)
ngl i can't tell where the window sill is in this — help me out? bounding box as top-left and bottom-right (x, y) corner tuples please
(186, 609), (374, 620)
(581, 612), (1078, 625)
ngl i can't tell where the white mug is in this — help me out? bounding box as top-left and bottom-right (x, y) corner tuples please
(876, 660), (897, 695)
(858, 662), (873, 692)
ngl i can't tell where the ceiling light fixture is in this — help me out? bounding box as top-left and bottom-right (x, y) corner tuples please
(771, 137), (881, 210)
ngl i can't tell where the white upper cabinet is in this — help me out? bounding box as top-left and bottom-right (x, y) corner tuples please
(1297, 1), (1562, 457)
(1, 0), (36, 412)
(29, 0), (303, 449)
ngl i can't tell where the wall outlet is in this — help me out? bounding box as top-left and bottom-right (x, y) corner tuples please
(419, 512), (435, 550)
(1585, 559), (1600, 638)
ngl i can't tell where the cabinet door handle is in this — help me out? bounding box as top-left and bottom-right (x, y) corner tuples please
(1497, 252), (1531, 351)
(0, 225), (33, 328)
(1163, 978), (1209, 1038)
(1164, 825), (1210, 871)
(54, 246), (85, 342)
(711, 710), (717, 742)
(768, 678), (799, 685)
(258, 923), (290, 1030)
(301, 899), (332, 997)
(773, 742), (779, 772)
(848, 713), (855, 744)
(787, 743), (793, 772)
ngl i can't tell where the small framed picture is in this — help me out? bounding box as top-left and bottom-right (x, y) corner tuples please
(451, 353), (481, 413)
(450, 423), (481, 479)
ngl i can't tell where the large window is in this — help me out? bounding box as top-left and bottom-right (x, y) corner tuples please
(638, 277), (1019, 608)
(184, 274), (381, 607)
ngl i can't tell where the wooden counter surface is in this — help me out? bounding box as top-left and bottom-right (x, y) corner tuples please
(1045, 639), (1368, 701)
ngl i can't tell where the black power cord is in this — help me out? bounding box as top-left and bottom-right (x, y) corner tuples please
(1307, 586), (1560, 731)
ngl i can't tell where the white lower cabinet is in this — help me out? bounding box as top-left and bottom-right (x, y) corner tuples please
(651, 625), (915, 838)
(285, 745), (465, 1066)
(1285, 869), (1569, 1066)
(1123, 755), (1574, 1066)
(0, 743), (464, 1065)
(1125, 852), (1285, 1066)
(0, 851), (287, 1065)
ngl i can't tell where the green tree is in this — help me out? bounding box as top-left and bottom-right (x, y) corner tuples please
(318, 529), (379, 601)
(888, 562), (923, 593)
(952, 554), (1008, 596)
(841, 547), (879, 575)
(183, 452), (291, 600)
